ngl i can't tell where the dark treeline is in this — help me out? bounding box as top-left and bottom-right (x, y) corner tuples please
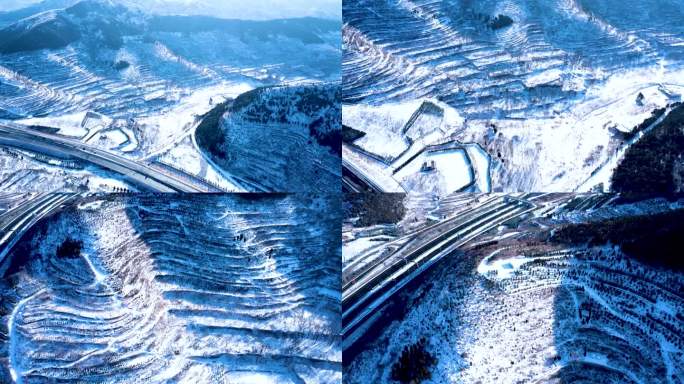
(611, 103), (684, 199)
(552, 207), (684, 270)
(344, 193), (406, 227)
(391, 337), (436, 384)
(194, 100), (233, 160)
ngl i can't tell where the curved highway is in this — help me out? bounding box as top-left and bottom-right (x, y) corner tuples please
(0, 122), (213, 193)
(342, 195), (537, 347)
(0, 193), (74, 276)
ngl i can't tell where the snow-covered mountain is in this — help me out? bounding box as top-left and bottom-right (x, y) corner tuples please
(119, 0), (341, 21)
(0, 194), (342, 383)
(0, 0), (339, 119)
(196, 83), (341, 192)
(0, 0), (340, 193)
(0, 0), (340, 20)
(342, 0), (684, 194)
(344, 192), (684, 383)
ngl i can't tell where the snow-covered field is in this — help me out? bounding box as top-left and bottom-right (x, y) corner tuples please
(344, 193), (684, 383)
(0, 194), (341, 383)
(344, 100), (491, 194)
(342, 0), (684, 194)
(0, 146), (134, 192)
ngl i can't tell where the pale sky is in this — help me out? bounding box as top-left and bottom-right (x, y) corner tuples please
(1, 0), (342, 20)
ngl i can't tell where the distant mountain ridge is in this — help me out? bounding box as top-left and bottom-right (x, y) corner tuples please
(0, 0), (340, 54)
(0, 0), (340, 26)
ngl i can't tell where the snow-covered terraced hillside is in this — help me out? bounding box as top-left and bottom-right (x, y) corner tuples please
(0, 29), (337, 120)
(344, 193), (684, 383)
(342, 0), (684, 193)
(0, 1), (339, 120)
(199, 84), (341, 193)
(0, 0), (341, 193)
(343, 0), (684, 114)
(0, 194), (341, 383)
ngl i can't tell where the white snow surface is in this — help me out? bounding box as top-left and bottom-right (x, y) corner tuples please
(345, 197), (684, 383)
(343, 0), (684, 194)
(2, 194), (342, 383)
